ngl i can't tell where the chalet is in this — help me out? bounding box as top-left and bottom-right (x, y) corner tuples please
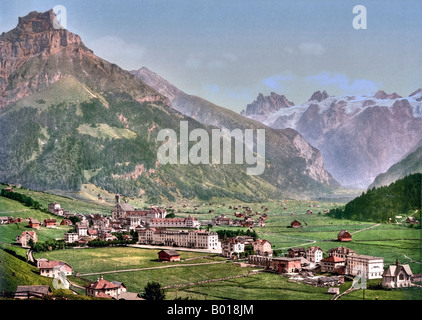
(290, 220), (301, 228)
(270, 257), (302, 273)
(287, 247), (306, 258)
(38, 260), (73, 278)
(85, 276), (121, 299)
(305, 246), (323, 264)
(306, 210), (313, 215)
(64, 232), (78, 243)
(382, 259), (414, 288)
(253, 239), (273, 257)
(43, 219), (57, 228)
(327, 246), (357, 259)
(320, 256), (346, 273)
(14, 285), (52, 299)
(11, 217), (24, 223)
(16, 231), (37, 248)
(337, 229), (352, 242)
(48, 202), (64, 216)
(241, 218), (255, 228)
(158, 249), (181, 262)
(60, 219), (73, 226)
(346, 255), (384, 279)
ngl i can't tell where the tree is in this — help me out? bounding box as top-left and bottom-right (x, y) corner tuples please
(142, 281), (165, 301)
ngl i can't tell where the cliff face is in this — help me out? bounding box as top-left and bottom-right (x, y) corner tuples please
(240, 92), (295, 117)
(0, 10), (167, 108)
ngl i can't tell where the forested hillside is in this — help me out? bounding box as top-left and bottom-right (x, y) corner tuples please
(328, 173), (421, 222)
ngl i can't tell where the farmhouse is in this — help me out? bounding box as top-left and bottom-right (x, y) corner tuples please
(42, 219), (57, 228)
(346, 254), (384, 279)
(287, 248), (306, 258)
(158, 249), (181, 262)
(29, 218), (40, 229)
(14, 285), (52, 299)
(38, 260), (73, 278)
(382, 259), (414, 288)
(60, 219), (73, 226)
(290, 220), (302, 228)
(85, 276), (122, 299)
(337, 229), (352, 242)
(16, 231), (37, 248)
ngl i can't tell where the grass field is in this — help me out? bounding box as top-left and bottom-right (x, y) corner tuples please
(1, 190), (421, 300)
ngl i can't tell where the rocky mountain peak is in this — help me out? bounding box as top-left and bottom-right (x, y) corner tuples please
(241, 92), (295, 116)
(374, 90), (402, 100)
(308, 90), (329, 102)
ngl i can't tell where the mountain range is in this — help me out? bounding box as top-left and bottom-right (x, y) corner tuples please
(0, 10), (340, 202)
(241, 90), (422, 188)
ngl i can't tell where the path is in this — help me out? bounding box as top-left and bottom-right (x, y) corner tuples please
(77, 260), (228, 277)
(350, 223), (381, 235)
(128, 244), (221, 254)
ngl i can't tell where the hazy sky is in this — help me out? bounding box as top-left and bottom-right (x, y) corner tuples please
(1, 0), (421, 112)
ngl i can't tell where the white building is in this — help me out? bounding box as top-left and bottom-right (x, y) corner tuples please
(382, 260), (414, 288)
(76, 221), (88, 236)
(138, 228), (221, 251)
(346, 254), (384, 279)
(306, 246), (324, 264)
(64, 232), (79, 243)
(148, 216), (200, 229)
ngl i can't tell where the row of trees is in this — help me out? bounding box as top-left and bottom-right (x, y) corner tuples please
(0, 189), (43, 210)
(216, 228), (258, 240)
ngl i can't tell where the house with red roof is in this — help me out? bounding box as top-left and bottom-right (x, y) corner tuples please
(320, 256), (346, 273)
(85, 276), (124, 299)
(337, 229), (352, 242)
(38, 260), (73, 278)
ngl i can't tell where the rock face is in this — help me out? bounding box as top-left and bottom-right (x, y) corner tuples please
(240, 92), (295, 116)
(243, 89), (422, 188)
(133, 67), (339, 198)
(0, 10), (167, 108)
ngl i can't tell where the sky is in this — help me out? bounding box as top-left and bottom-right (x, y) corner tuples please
(1, 0), (421, 112)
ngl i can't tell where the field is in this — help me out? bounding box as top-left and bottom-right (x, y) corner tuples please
(1, 190), (421, 300)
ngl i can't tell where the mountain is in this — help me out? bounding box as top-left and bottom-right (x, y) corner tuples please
(132, 67), (339, 198)
(240, 92), (295, 118)
(328, 173), (421, 223)
(242, 89), (422, 188)
(0, 10), (338, 202)
(0, 10), (281, 203)
(368, 145), (422, 189)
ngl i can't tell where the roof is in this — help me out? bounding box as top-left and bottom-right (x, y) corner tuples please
(44, 219), (56, 223)
(86, 279), (118, 290)
(30, 219), (39, 224)
(96, 292), (113, 299)
(112, 281), (127, 288)
(116, 203), (135, 211)
(117, 292), (144, 300)
(321, 256), (345, 263)
(39, 260), (72, 271)
(15, 285), (51, 297)
(159, 249), (180, 257)
(272, 257), (302, 262)
(338, 229), (351, 237)
(383, 264), (413, 277)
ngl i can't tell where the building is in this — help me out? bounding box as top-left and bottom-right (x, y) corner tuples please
(290, 220), (302, 228)
(29, 218), (40, 229)
(320, 256), (346, 273)
(60, 219), (73, 226)
(48, 202), (64, 216)
(270, 257), (302, 273)
(382, 259), (414, 288)
(158, 249), (181, 262)
(6, 187), (14, 192)
(306, 246), (324, 264)
(14, 285), (51, 299)
(287, 248), (306, 258)
(112, 281), (127, 296)
(222, 237), (245, 258)
(76, 221), (88, 236)
(85, 276), (121, 299)
(346, 254), (384, 279)
(42, 219), (57, 228)
(148, 216), (200, 229)
(212, 214), (233, 226)
(327, 246), (357, 259)
(253, 239), (273, 257)
(16, 231), (37, 248)
(64, 232), (78, 243)
(38, 260), (73, 278)
(138, 228), (221, 251)
(0, 216), (9, 224)
(337, 229), (352, 242)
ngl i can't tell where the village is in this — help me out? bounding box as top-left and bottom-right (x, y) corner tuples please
(2, 187), (420, 300)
